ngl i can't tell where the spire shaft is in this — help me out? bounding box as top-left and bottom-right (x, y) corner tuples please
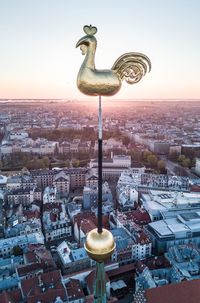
(98, 95), (103, 234)
(94, 262), (107, 302)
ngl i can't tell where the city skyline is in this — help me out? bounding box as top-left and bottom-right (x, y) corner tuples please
(0, 0), (200, 100)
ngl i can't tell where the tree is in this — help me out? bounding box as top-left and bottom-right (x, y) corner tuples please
(157, 160), (166, 170)
(143, 151), (153, 162)
(42, 156), (50, 168)
(147, 154), (158, 167)
(130, 150), (143, 162)
(122, 135), (130, 146)
(72, 159), (80, 167)
(64, 160), (70, 168)
(182, 158), (191, 168)
(157, 160), (166, 174)
(178, 155), (186, 162)
(12, 245), (23, 256)
(169, 151), (179, 161)
(26, 157), (45, 170)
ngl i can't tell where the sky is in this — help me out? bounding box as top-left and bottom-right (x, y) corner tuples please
(0, 0), (200, 100)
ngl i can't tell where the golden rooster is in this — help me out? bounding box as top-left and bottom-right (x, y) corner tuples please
(76, 25), (151, 97)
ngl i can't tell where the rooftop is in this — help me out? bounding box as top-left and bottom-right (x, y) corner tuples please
(66, 278), (85, 300)
(21, 270), (67, 303)
(145, 278), (200, 303)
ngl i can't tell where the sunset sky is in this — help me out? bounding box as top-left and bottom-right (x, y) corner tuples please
(0, 0), (200, 100)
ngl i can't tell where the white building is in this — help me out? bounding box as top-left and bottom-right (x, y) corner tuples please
(43, 186), (57, 203)
(0, 144), (12, 155)
(94, 138), (126, 152)
(85, 169), (98, 188)
(118, 169), (189, 191)
(147, 212), (200, 253)
(195, 158), (200, 176)
(141, 190), (200, 221)
(90, 154), (131, 179)
(53, 171), (70, 194)
(117, 185), (138, 210)
(7, 175), (22, 190)
(43, 202), (72, 242)
(7, 187), (35, 205)
(132, 232), (152, 260)
(0, 175), (7, 190)
(0, 232), (44, 257)
(9, 131), (29, 140)
(57, 241), (71, 265)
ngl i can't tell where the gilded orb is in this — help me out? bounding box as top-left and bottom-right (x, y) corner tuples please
(84, 228), (115, 262)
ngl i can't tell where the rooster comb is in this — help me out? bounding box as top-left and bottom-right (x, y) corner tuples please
(83, 25), (97, 36)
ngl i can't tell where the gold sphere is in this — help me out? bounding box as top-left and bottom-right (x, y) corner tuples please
(84, 228), (115, 262)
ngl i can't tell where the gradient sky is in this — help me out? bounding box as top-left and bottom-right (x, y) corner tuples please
(0, 0), (200, 100)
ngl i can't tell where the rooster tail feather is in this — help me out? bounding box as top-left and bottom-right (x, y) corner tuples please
(111, 52), (151, 84)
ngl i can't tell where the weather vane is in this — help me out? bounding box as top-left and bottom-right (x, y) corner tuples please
(76, 25), (151, 302)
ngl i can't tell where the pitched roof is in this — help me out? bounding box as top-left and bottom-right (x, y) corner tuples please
(80, 219), (96, 234)
(74, 212), (96, 228)
(74, 212), (110, 230)
(145, 279), (200, 303)
(66, 278), (85, 300)
(125, 208), (151, 225)
(135, 231), (151, 245)
(17, 263), (43, 277)
(21, 270), (67, 303)
(107, 263), (135, 279)
(0, 289), (22, 303)
(53, 171), (69, 182)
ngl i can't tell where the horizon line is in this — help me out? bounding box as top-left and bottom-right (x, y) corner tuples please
(0, 98), (200, 102)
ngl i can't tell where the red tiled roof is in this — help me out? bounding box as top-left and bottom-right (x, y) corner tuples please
(135, 231), (151, 244)
(21, 270), (67, 303)
(27, 243), (44, 251)
(102, 215), (110, 230)
(27, 289), (66, 303)
(43, 203), (62, 212)
(50, 212), (58, 222)
(107, 263), (135, 278)
(24, 209), (40, 219)
(190, 185), (200, 192)
(145, 279), (200, 303)
(24, 251), (38, 263)
(66, 278), (85, 299)
(24, 247), (56, 270)
(125, 208), (151, 225)
(136, 256), (171, 273)
(74, 212), (110, 231)
(74, 212), (96, 228)
(17, 263), (43, 277)
(80, 219), (96, 234)
(0, 289), (22, 303)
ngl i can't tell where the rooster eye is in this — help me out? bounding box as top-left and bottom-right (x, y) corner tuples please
(80, 45), (87, 55)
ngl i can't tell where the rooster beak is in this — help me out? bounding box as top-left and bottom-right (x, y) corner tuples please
(76, 36), (87, 48)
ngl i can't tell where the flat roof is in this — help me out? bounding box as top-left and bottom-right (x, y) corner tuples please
(149, 221), (173, 237)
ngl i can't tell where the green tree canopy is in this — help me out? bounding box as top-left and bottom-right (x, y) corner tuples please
(147, 154), (158, 167)
(12, 245), (23, 256)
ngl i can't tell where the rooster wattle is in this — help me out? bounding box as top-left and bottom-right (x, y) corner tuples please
(76, 25), (151, 97)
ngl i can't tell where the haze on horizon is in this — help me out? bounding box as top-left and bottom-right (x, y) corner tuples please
(0, 0), (200, 100)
